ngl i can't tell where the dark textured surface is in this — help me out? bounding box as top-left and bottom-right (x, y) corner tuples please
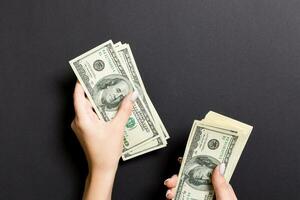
(1, 0), (300, 199)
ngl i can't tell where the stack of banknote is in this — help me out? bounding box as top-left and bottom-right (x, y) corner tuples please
(69, 40), (169, 160)
(174, 111), (253, 200)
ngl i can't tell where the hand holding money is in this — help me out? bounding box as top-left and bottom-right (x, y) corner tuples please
(172, 111), (252, 200)
(71, 82), (138, 170)
(71, 82), (139, 200)
(164, 165), (237, 200)
(69, 40), (169, 160)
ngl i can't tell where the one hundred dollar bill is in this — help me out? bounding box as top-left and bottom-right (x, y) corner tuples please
(115, 44), (169, 139)
(115, 44), (169, 160)
(69, 40), (161, 153)
(174, 112), (252, 200)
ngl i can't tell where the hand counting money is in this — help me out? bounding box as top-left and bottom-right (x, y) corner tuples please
(69, 40), (169, 160)
(174, 111), (253, 200)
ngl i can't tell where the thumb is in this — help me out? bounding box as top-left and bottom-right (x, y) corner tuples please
(112, 91), (139, 127)
(212, 163), (231, 199)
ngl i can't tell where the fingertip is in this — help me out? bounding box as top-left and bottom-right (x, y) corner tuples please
(73, 81), (89, 116)
(212, 164), (230, 198)
(177, 157), (183, 164)
(212, 163), (225, 180)
(164, 178), (170, 186)
(165, 175), (178, 188)
(112, 93), (134, 127)
(212, 166), (226, 188)
(120, 95), (134, 116)
(219, 163), (225, 176)
(166, 190), (171, 199)
(171, 174), (178, 179)
(74, 81), (83, 94)
(166, 189), (175, 199)
(130, 90), (139, 102)
(73, 82), (86, 103)
(122, 91), (138, 109)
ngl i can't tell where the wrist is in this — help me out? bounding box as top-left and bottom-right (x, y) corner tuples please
(84, 162), (118, 200)
(88, 166), (117, 187)
(87, 156), (120, 172)
(89, 162), (118, 177)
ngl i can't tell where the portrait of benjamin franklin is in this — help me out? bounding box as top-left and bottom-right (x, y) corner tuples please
(183, 155), (220, 191)
(93, 74), (134, 111)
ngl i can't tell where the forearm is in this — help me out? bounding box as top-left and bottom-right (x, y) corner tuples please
(83, 166), (118, 200)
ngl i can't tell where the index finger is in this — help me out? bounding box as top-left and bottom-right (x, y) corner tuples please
(73, 81), (88, 118)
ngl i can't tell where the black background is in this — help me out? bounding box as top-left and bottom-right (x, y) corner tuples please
(1, 0), (300, 199)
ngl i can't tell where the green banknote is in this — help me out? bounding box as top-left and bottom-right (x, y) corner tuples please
(174, 112), (252, 200)
(115, 43), (169, 160)
(69, 40), (160, 153)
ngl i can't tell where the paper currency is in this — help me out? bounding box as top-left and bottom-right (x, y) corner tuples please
(115, 44), (170, 139)
(115, 44), (169, 160)
(69, 40), (169, 160)
(174, 111), (253, 200)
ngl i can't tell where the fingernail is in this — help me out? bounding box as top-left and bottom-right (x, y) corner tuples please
(166, 190), (171, 198)
(177, 157), (183, 163)
(130, 91), (139, 102)
(164, 178), (170, 185)
(219, 163), (226, 176)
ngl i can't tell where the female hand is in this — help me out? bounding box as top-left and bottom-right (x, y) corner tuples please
(71, 82), (138, 200)
(164, 162), (237, 200)
(71, 82), (138, 171)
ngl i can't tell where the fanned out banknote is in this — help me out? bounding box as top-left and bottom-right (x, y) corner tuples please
(174, 111), (253, 200)
(69, 40), (169, 160)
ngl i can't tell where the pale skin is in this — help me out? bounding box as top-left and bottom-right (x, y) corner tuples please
(164, 162), (238, 200)
(71, 82), (238, 200)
